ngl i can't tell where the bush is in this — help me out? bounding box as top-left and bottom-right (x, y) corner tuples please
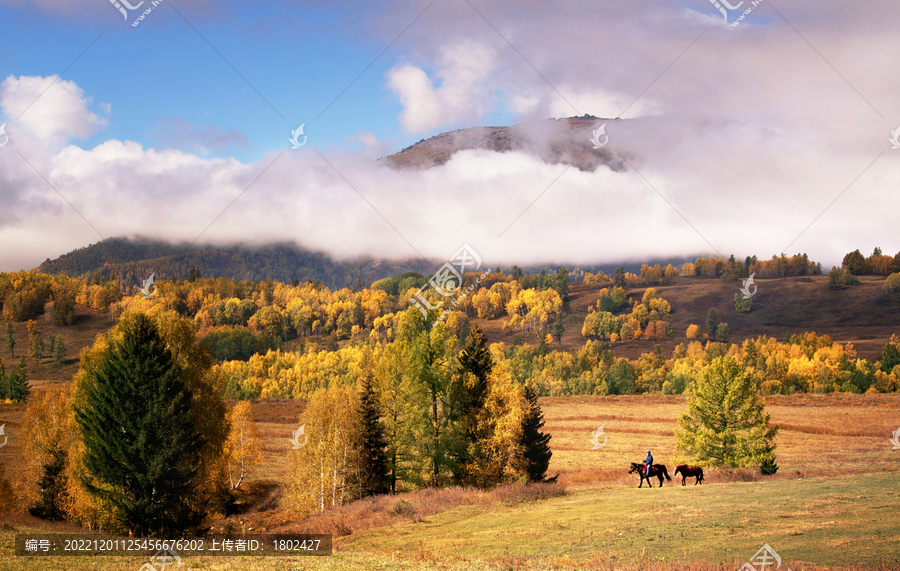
(884, 272), (900, 293)
(760, 456), (779, 476)
(829, 266), (859, 290)
(734, 292), (752, 313)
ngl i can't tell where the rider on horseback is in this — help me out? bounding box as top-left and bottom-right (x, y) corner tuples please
(644, 450), (653, 477)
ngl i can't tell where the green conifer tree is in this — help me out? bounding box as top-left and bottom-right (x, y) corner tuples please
(357, 371), (389, 496)
(706, 307), (719, 337)
(0, 359), (7, 400)
(519, 384), (554, 483)
(675, 356), (777, 469)
(6, 323), (15, 358)
(553, 315), (565, 345)
(28, 448), (68, 521)
(456, 325), (493, 483)
(9, 356), (31, 402)
(74, 314), (205, 536)
(52, 335), (67, 372)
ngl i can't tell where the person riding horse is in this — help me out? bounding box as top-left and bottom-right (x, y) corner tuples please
(644, 450), (653, 477)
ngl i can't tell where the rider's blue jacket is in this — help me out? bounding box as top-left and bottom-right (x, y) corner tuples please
(645, 453), (653, 466)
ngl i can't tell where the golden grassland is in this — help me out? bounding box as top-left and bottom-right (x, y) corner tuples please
(1, 393), (899, 570)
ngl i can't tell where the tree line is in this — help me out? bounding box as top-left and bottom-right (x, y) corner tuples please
(2, 308), (555, 536)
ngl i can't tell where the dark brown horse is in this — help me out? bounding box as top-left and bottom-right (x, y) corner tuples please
(629, 462), (671, 488)
(673, 464), (704, 486)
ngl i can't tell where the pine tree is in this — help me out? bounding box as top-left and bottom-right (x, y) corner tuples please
(0, 359), (7, 400)
(9, 356), (31, 402)
(706, 307), (719, 337)
(675, 356), (778, 469)
(553, 315), (565, 345)
(6, 323), (14, 358)
(457, 325), (493, 483)
(74, 314), (205, 536)
(29, 448), (68, 520)
(614, 267), (627, 289)
(554, 267), (569, 300)
(52, 335), (67, 372)
(357, 371), (389, 496)
(27, 321), (43, 363)
(519, 384), (554, 483)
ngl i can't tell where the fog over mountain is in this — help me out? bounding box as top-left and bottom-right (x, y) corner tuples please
(1, 0), (897, 271)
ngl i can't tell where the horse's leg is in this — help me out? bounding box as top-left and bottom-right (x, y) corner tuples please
(681, 475), (686, 486)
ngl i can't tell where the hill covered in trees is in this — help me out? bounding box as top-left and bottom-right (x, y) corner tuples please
(36, 238), (434, 290)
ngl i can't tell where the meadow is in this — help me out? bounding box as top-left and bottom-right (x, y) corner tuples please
(2, 392), (898, 570)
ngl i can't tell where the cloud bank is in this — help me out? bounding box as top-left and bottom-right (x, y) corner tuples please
(1, 0), (898, 272)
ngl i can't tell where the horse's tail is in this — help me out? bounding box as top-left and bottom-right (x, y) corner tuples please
(662, 465), (671, 481)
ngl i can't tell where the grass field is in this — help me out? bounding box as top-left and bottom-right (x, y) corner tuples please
(2, 393), (898, 570)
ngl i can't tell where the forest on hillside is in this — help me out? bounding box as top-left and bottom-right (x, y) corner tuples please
(3, 249), (900, 404)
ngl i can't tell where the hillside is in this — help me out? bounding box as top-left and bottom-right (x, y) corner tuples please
(36, 237), (434, 290)
(384, 115), (627, 172)
(514, 274), (900, 361)
(10, 272), (897, 387)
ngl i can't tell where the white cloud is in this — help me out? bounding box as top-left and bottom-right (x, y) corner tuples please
(387, 40), (497, 133)
(1, 75), (108, 150)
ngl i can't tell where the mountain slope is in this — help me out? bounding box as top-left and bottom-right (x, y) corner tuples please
(37, 238), (433, 289)
(384, 115), (627, 172)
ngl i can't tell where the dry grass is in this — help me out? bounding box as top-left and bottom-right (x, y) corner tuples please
(268, 482), (567, 537)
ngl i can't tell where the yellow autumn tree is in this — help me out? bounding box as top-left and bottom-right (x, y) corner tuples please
(20, 386), (75, 520)
(285, 384), (362, 516)
(224, 401), (262, 491)
(461, 364), (526, 488)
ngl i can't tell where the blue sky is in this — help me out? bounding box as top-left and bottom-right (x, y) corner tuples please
(1, 1), (443, 162)
(0, 0), (897, 271)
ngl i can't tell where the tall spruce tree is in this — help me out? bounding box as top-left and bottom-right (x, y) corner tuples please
(9, 356), (31, 402)
(456, 325), (494, 485)
(29, 448), (68, 520)
(6, 323), (14, 358)
(0, 359), (7, 400)
(520, 384), (554, 483)
(357, 371), (389, 496)
(675, 356), (778, 469)
(74, 314), (205, 536)
(553, 316), (565, 345)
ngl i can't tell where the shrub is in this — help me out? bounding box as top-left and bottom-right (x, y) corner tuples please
(686, 324), (700, 340)
(884, 272), (900, 293)
(734, 292), (752, 313)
